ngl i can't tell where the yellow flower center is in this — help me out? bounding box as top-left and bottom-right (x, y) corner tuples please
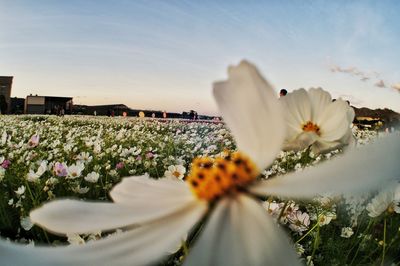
(387, 204), (395, 214)
(172, 171), (181, 178)
(186, 152), (258, 201)
(302, 121), (321, 135)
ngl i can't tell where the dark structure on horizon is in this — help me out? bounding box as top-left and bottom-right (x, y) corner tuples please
(0, 76), (13, 114)
(10, 97), (25, 114)
(25, 95), (73, 115)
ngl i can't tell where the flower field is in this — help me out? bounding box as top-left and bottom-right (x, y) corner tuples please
(1, 114), (399, 265)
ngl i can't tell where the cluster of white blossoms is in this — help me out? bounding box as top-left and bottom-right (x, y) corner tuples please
(366, 183), (400, 217)
(0, 61), (399, 266)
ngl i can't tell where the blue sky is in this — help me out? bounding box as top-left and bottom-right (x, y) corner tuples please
(1, 0), (399, 114)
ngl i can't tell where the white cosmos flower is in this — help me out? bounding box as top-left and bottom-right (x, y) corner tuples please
(84, 172), (100, 183)
(366, 183), (400, 217)
(15, 185), (26, 196)
(281, 88), (355, 154)
(66, 163), (85, 179)
(26, 170), (40, 182)
(340, 227), (354, 238)
(164, 165), (186, 180)
(1, 61), (400, 266)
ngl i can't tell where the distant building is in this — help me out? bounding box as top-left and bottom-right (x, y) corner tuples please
(10, 97), (25, 114)
(25, 95), (73, 115)
(0, 76), (13, 114)
(75, 104), (131, 116)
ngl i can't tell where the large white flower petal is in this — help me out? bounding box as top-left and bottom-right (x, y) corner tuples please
(283, 131), (317, 151)
(184, 194), (300, 266)
(110, 174), (194, 203)
(308, 87), (332, 121)
(31, 176), (198, 235)
(2, 201), (207, 266)
(213, 60), (285, 171)
(250, 134), (400, 198)
(280, 88), (312, 141)
(316, 99), (350, 142)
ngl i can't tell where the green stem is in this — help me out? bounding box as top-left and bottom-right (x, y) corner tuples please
(311, 223), (320, 258)
(380, 218), (387, 266)
(296, 214), (323, 244)
(349, 219), (374, 265)
(277, 201), (288, 223)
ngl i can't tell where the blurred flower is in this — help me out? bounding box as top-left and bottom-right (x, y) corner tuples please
(15, 185), (26, 196)
(28, 134), (40, 148)
(288, 211), (310, 233)
(84, 172), (100, 183)
(66, 163), (85, 179)
(67, 234), (85, 245)
(340, 227), (354, 238)
(164, 165), (186, 180)
(53, 162), (67, 177)
(145, 152), (154, 160)
(281, 88), (354, 154)
(72, 185), (90, 194)
(115, 162), (124, 170)
(0, 168), (5, 182)
(20, 217), (34, 231)
(366, 184), (400, 217)
(1, 159), (10, 169)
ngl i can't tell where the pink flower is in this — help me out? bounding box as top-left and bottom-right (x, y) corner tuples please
(1, 159), (11, 169)
(53, 162), (67, 177)
(28, 135), (40, 148)
(145, 152), (154, 160)
(116, 162), (124, 170)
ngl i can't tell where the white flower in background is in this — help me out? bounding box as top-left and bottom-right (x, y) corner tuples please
(84, 172), (100, 183)
(164, 165), (186, 180)
(288, 211), (310, 233)
(26, 161), (48, 182)
(340, 227), (354, 238)
(366, 184), (400, 217)
(281, 88), (355, 154)
(262, 201), (284, 219)
(2, 61), (399, 266)
(28, 134), (40, 148)
(1, 131), (7, 145)
(295, 243), (305, 255)
(71, 185), (90, 194)
(76, 152), (93, 164)
(15, 185), (26, 196)
(316, 212), (336, 226)
(66, 163), (85, 179)
(0, 167), (5, 182)
(0, 156), (4, 164)
(67, 234), (85, 245)
(26, 170), (40, 182)
(20, 217), (34, 231)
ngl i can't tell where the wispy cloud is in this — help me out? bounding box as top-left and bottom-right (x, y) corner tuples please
(328, 61), (400, 93)
(375, 80), (386, 88)
(329, 64), (375, 82)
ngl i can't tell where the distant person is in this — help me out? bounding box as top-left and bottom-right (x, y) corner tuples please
(279, 89), (287, 97)
(94, 110), (97, 116)
(60, 108), (65, 116)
